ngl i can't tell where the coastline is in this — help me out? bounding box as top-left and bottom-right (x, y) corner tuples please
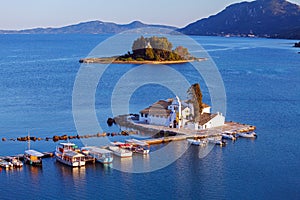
(79, 57), (207, 64)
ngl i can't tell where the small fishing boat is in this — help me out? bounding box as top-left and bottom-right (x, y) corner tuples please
(237, 132), (257, 138)
(110, 141), (132, 149)
(24, 150), (44, 166)
(125, 139), (150, 154)
(81, 147), (113, 164)
(222, 131), (236, 140)
(187, 138), (208, 146)
(6, 156), (23, 168)
(108, 146), (132, 158)
(0, 159), (13, 169)
(208, 137), (226, 146)
(55, 143), (85, 167)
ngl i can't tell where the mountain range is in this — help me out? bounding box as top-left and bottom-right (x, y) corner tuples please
(0, 0), (299, 39)
(179, 0), (300, 39)
(0, 21), (176, 34)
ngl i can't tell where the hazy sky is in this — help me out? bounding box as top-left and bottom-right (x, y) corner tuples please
(1, 0), (299, 30)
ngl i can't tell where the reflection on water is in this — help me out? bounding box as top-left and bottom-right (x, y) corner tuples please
(58, 163), (86, 180)
(28, 165), (42, 177)
(110, 140), (190, 173)
(112, 156), (133, 172)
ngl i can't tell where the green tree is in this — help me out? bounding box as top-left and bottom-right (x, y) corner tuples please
(174, 46), (190, 59)
(187, 83), (203, 122)
(145, 48), (154, 60)
(148, 36), (173, 51)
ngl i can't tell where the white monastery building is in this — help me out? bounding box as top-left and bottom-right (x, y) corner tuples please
(139, 96), (225, 130)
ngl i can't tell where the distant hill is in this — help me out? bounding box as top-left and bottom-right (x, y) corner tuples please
(179, 0), (300, 39)
(0, 21), (177, 34)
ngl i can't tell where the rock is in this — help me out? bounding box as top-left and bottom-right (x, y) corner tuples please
(107, 118), (115, 127)
(2, 138), (6, 141)
(294, 42), (300, 48)
(60, 135), (68, 140)
(53, 136), (60, 142)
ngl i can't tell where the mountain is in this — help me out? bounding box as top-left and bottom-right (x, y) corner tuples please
(0, 21), (177, 34)
(179, 0), (300, 39)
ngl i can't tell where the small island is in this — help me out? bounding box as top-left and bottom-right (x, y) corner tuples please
(79, 36), (205, 64)
(294, 42), (300, 48)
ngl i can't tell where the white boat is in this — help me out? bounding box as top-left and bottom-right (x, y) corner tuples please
(238, 132), (257, 138)
(187, 138), (208, 146)
(108, 146), (132, 158)
(55, 143), (85, 167)
(24, 131), (44, 166)
(208, 137), (226, 146)
(0, 159), (13, 169)
(81, 147), (113, 164)
(110, 141), (132, 149)
(222, 132), (236, 140)
(125, 139), (150, 154)
(24, 150), (44, 166)
(7, 156), (23, 168)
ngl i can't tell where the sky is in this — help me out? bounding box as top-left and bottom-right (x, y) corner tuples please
(1, 0), (299, 30)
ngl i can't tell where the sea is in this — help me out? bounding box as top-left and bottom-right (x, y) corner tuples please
(0, 34), (299, 200)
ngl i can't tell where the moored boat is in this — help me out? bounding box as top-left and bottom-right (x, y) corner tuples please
(81, 147), (113, 164)
(110, 141), (132, 149)
(187, 138), (208, 146)
(0, 159), (13, 169)
(237, 132), (257, 138)
(55, 143), (85, 167)
(222, 131), (236, 140)
(108, 146), (132, 158)
(208, 137), (226, 146)
(24, 150), (44, 166)
(125, 139), (150, 154)
(6, 156), (23, 168)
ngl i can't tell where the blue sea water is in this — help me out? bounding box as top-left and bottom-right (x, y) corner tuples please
(0, 34), (299, 200)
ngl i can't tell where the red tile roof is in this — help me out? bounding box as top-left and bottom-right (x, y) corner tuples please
(140, 100), (172, 117)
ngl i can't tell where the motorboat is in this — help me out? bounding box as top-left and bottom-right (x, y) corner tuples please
(0, 159), (13, 169)
(108, 146), (132, 158)
(55, 143), (85, 167)
(125, 139), (150, 154)
(81, 147), (113, 164)
(187, 138), (208, 146)
(110, 141), (132, 149)
(6, 156), (23, 168)
(208, 137), (226, 146)
(24, 131), (43, 166)
(237, 132), (257, 138)
(222, 131), (236, 140)
(24, 150), (44, 166)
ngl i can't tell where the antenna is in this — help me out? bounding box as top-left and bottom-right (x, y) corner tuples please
(28, 130), (30, 150)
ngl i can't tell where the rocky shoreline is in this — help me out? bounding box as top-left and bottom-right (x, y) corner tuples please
(79, 57), (206, 64)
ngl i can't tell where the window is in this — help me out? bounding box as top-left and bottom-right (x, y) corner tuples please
(145, 114), (148, 118)
(141, 113), (144, 117)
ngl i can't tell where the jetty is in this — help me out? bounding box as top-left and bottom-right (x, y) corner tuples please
(114, 115), (256, 145)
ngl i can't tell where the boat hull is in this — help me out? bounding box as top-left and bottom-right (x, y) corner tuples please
(222, 134), (236, 140)
(0, 163), (13, 169)
(96, 157), (113, 164)
(187, 139), (208, 146)
(55, 153), (85, 167)
(238, 132), (257, 138)
(24, 157), (42, 166)
(109, 146), (132, 158)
